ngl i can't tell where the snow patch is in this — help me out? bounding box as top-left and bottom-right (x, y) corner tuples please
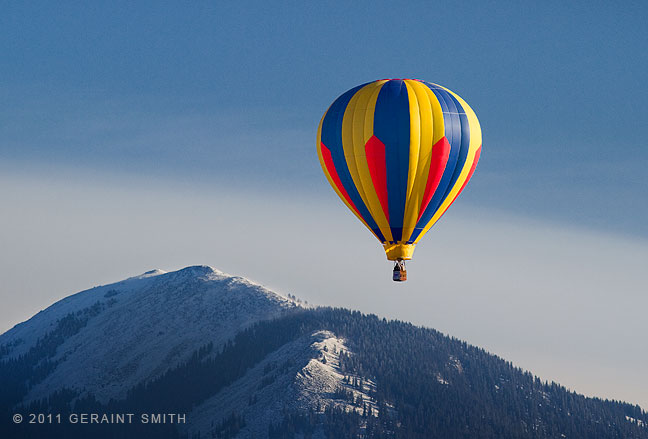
(626, 415), (646, 427)
(295, 331), (379, 417)
(449, 355), (463, 373)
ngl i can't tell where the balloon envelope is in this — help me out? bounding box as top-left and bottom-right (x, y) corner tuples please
(317, 79), (482, 260)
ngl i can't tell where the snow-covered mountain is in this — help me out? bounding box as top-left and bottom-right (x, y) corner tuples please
(0, 266), (299, 404)
(0, 266), (381, 438)
(2, 266), (647, 439)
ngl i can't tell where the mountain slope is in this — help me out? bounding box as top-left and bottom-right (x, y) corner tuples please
(0, 266), (298, 405)
(1, 266), (647, 439)
(184, 329), (378, 438)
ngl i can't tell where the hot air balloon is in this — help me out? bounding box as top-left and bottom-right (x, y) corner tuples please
(317, 79), (482, 281)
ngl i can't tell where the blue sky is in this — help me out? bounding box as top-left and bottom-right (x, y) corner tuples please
(1, 1), (648, 407)
(3, 0), (647, 234)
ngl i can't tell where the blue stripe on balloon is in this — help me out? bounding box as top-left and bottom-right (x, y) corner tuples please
(373, 80), (410, 243)
(436, 89), (470, 206)
(320, 83), (386, 242)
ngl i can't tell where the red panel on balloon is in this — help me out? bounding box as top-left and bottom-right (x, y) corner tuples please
(418, 137), (451, 221)
(365, 135), (389, 221)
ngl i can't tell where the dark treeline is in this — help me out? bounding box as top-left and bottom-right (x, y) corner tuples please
(265, 308), (648, 438)
(2, 307), (647, 438)
(0, 301), (107, 411)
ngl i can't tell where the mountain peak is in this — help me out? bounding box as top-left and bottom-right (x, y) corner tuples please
(128, 268), (167, 280)
(169, 265), (224, 280)
(177, 265), (217, 275)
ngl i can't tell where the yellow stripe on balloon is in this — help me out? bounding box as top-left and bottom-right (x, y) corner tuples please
(356, 80), (394, 242)
(400, 80), (420, 242)
(341, 81), (394, 243)
(413, 85), (481, 244)
(316, 107), (379, 241)
(341, 86), (381, 231)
